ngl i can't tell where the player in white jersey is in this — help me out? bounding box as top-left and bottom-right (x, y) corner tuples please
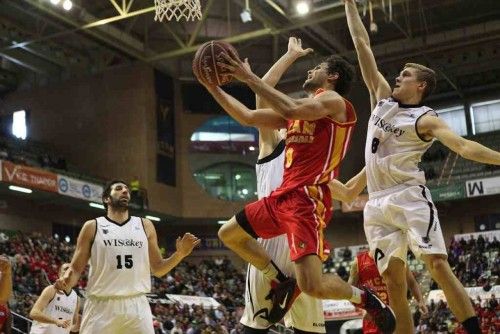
(345, 1), (500, 333)
(202, 37), (366, 333)
(30, 263), (80, 334)
(55, 180), (200, 334)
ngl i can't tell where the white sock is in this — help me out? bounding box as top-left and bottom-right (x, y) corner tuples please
(349, 286), (363, 304)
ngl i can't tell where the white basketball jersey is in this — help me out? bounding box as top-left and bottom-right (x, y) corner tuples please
(365, 98), (436, 194)
(255, 140), (285, 199)
(254, 140), (294, 274)
(30, 289), (78, 334)
(87, 216), (150, 297)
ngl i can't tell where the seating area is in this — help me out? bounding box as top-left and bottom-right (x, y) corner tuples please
(1, 229), (499, 333)
(422, 130), (500, 187)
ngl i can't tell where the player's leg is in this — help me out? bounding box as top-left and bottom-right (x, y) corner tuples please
(284, 284), (325, 333)
(421, 254), (479, 333)
(406, 186), (479, 333)
(123, 295), (155, 334)
(293, 255), (395, 333)
(219, 196), (291, 286)
(364, 196), (407, 334)
(381, 257), (413, 334)
(218, 216), (272, 270)
(294, 255), (352, 300)
(241, 236), (292, 331)
(80, 298), (123, 334)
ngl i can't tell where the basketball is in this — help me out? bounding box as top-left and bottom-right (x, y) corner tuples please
(192, 40), (239, 86)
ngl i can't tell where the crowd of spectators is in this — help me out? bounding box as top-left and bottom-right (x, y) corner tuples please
(1, 230), (499, 333)
(446, 235), (499, 288)
(0, 232), (245, 333)
(416, 234), (500, 333)
(414, 296), (499, 334)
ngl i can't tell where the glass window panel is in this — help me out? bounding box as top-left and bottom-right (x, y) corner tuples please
(471, 99), (500, 134)
(436, 106), (467, 136)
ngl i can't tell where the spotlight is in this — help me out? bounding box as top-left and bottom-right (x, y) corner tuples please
(89, 202), (105, 210)
(50, 0), (61, 5)
(62, 0), (72, 11)
(240, 9), (252, 23)
(9, 185), (32, 194)
(296, 1), (310, 15)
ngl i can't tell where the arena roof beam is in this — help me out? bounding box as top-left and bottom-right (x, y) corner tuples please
(8, 0), (154, 62)
(150, 0), (412, 61)
(187, 0), (215, 47)
(379, 6), (464, 98)
(0, 19), (77, 69)
(149, 7), (352, 61)
(0, 49), (58, 74)
(163, 25), (186, 48)
(265, 0), (348, 54)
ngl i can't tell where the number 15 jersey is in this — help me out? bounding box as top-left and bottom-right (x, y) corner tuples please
(87, 216), (150, 297)
(365, 97), (437, 194)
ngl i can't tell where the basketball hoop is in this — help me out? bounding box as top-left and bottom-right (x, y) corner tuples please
(154, 0), (202, 22)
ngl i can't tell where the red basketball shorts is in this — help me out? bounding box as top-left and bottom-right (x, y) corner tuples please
(236, 184), (332, 262)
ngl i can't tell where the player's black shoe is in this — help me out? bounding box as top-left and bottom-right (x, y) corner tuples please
(265, 277), (301, 323)
(361, 286), (396, 334)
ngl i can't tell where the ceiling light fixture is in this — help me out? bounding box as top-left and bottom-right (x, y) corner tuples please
(62, 0), (73, 11)
(8, 185), (32, 194)
(296, 1), (310, 15)
(240, 0), (252, 23)
(89, 202), (105, 209)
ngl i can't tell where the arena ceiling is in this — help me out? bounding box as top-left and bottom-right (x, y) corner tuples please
(0, 0), (500, 101)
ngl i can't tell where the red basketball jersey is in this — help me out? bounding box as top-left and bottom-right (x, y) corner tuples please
(357, 251), (388, 334)
(275, 89), (356, 195)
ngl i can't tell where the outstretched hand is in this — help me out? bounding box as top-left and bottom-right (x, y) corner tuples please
(217, 51), (254, 83)
(176, 233), (201, 257)
(287, 37), (313, 58)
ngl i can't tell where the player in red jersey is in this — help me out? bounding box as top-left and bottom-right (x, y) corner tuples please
(349, 251), (427, 333)
(198, 46), (395, 333)
(0, 256), (12, 334)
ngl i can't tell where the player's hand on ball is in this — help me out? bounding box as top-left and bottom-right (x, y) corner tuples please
(55, 319), (71, 328)
(176, 233), (201, 257)
(218, 51), (253, 83)
(193, 66), (209, 88)
(287, 37), (313, 58)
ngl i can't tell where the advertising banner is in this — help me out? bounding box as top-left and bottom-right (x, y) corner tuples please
(430, 182), (465, 201)
(322, 299), (364, 321)
(466, 175), (500, 197)
(1, 160), (57, 192)
(428, 285), (499, 304)
(57, 175), (103, 202)
(166, 294), (220, 309)
(453, 230), (500, 242)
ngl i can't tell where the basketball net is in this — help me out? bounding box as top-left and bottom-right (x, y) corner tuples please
(154, 0), (202, 22)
